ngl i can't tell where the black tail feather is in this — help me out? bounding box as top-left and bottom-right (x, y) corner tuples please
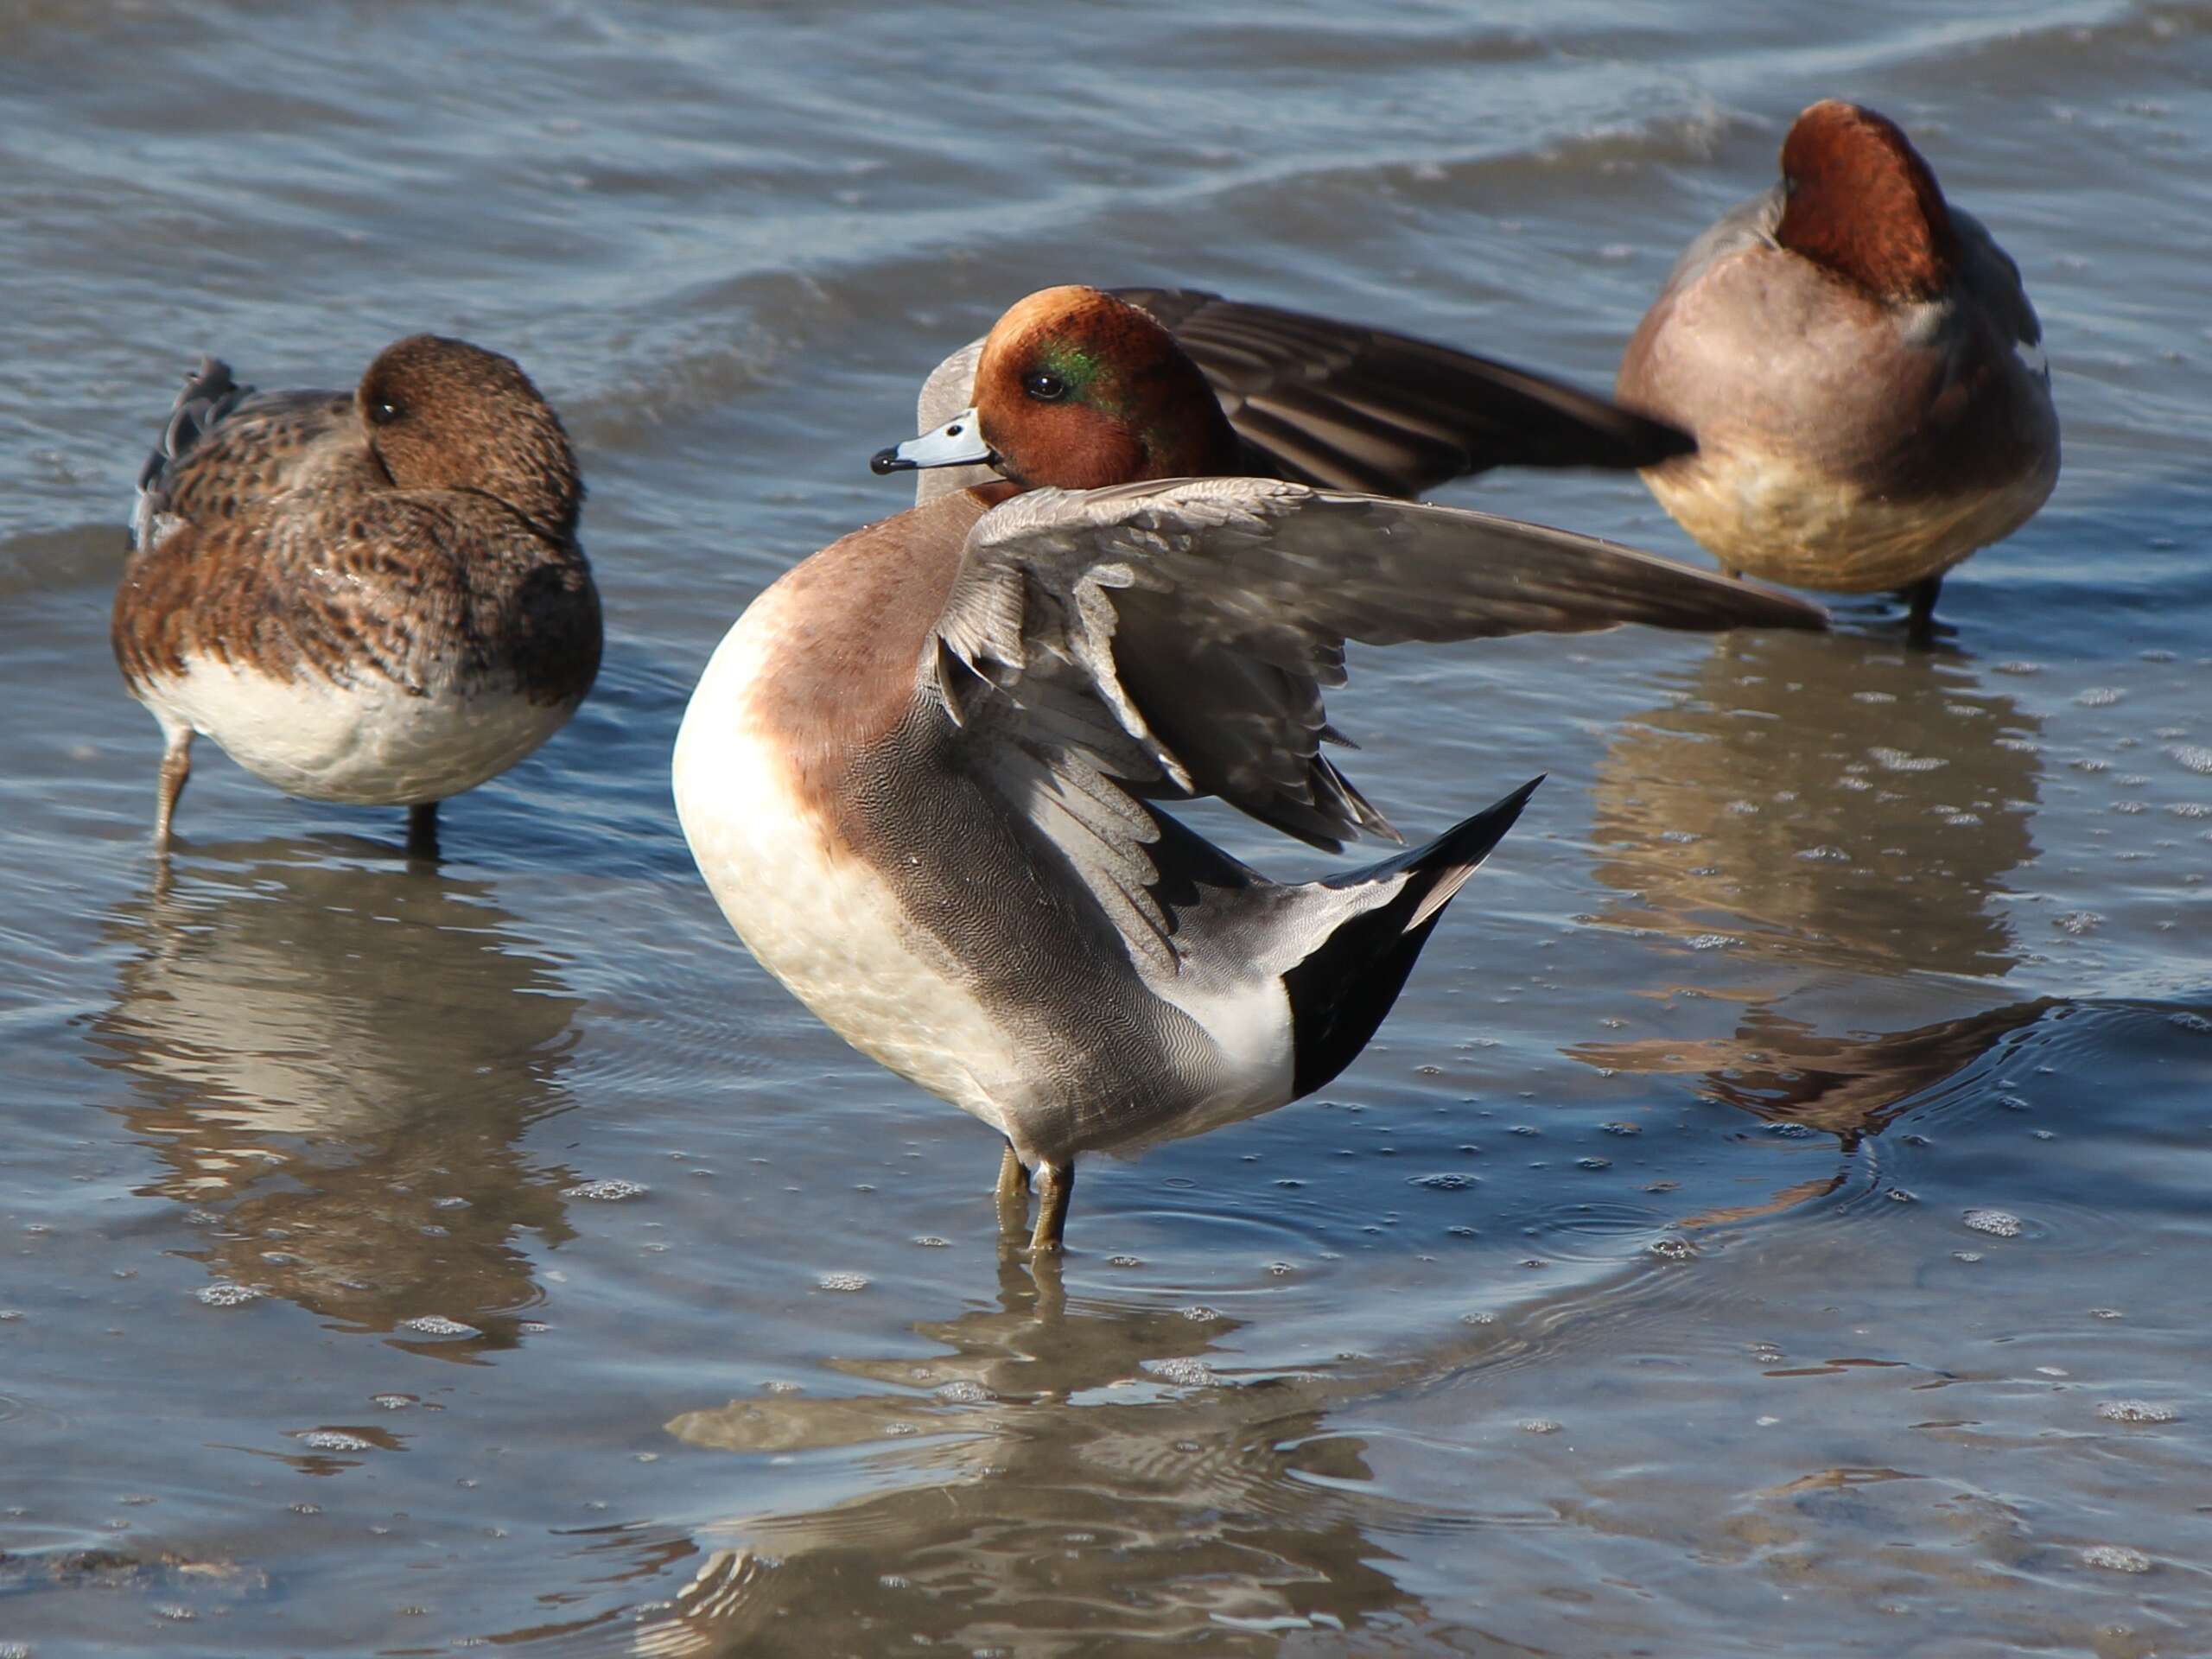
(1286, 776), (1541, 1096)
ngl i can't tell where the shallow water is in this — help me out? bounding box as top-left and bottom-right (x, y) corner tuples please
(3, 1), (2211, 1652)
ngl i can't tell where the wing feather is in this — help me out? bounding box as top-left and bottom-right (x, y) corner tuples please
(925, 477), (1825, 962)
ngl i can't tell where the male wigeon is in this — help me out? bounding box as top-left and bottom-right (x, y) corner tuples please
(113, 337), (601, 853)
(1616, 99), (2058, 638)
(884, 284), (1694, 504)
(675, 286), (1825, 1254)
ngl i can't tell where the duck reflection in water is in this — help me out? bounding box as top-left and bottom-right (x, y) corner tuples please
(1572, 630), (2050, 1203)
(623, 1254), (1440, 1656)
(89, 838), (586, 1351)
(1587, 629), (2042, 978)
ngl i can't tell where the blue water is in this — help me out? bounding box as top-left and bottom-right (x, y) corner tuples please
(2, 2), (2209, 1651)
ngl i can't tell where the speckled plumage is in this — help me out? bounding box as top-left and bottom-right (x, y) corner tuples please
(112, 335), (601, 846)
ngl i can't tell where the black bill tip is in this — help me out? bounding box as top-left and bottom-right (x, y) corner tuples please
(869, 447), (915, 476)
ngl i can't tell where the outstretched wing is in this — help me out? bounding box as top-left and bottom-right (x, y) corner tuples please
(929, 477), (1825, 965)
(1110, 286), (1694, 493)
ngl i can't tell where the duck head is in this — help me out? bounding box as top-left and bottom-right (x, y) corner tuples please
(873, 285), (1243, 490)
(1775, 100), (1963, 305)
(357, 336), (583, 538)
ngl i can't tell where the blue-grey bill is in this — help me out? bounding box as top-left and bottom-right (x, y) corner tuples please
(870, 405), (995, 474)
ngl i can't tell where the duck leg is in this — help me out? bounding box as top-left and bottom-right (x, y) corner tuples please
(995, 1141), (1029, 1205)
(995, 1141), (1033, 1240)
(406, 802), (441, 859)
(1029, 1159), (1075, 1255)
(1903, 575), (1944, 645)
(153, 726), (194, 849)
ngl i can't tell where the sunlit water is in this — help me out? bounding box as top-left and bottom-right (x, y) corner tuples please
(3, 2), (2209, 1652)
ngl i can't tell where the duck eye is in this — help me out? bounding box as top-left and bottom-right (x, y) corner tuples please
(368, 399), (404, 426)
(1022, 372), (1067, 403)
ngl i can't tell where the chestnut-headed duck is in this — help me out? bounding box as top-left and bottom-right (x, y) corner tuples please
(880, 283), (1695, 505)
(1616, 100), (2058, 639)
(676, 285), (1825, 1254)
(113, 337), (601, 854)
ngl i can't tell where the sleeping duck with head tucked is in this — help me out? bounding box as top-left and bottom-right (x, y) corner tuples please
(113, 335), (601, 854)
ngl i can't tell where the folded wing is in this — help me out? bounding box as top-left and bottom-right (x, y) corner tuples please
(132, 359), (359, 550)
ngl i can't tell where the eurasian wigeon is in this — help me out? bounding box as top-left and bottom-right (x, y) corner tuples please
(675, 286), (1825, 1254)
(113, 336), (601, 853)
(1616, 100), (2059, 639)
(882, 283), (1694, 504)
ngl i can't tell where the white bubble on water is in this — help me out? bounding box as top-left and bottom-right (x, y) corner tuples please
(1684, 933), (1741, 951)
(934, 1381), (991, 1404)
(816, 1271), (869, 1292)
(372, 1394), (413, 1410)
(1870, 747), (1946, 772)
(2167, 744), (2212, 774)
(1180, 1305), (1224, 1322)
(2170, 1012), (2212, 1033)
(2052, 911), (2104, 936)
(1143, 1357), (1220, 1388)
(1993, 661), (2044, 676)
(563, 1179), (646, 1202)
(299, 1431), (373, 1452)
(2081, 1544), (2152, 1573)
(196, 1282), (264, 1308)
(2096, 1400), (2178, 1424)
(1796, 845), (1851, 861)
(2075, 687), (2126, 707)
(1518, 1418), (1562, 1434)
(400, 1315), (478, 1338)
(1962, 1209), (2023, 1237)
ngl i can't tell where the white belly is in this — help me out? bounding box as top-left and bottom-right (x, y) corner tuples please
(671, 601), (1024, 1133)
(140, 658), (575, 805)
